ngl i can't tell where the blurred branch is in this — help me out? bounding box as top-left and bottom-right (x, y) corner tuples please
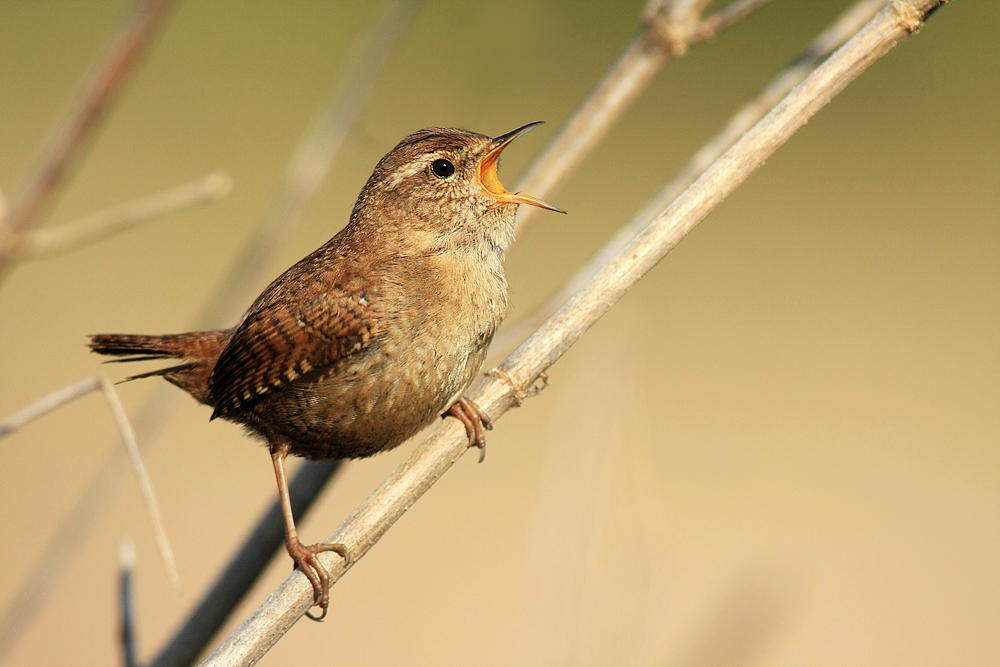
(0, 376), (105, 437)
(512, 0), (774, 235)
(119, 539), (138, 667)
(19, 171), (232, 260)
(493, 0), (889, 355)
(202, 0), (947, 663)
(0, 0), (178, 281)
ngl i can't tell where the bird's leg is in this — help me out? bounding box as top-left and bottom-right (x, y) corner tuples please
(270, 442), (350, 621)
(444, 397), (493, 463)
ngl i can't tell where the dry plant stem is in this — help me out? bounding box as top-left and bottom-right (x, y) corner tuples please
(512, 0), (774, 236)
(202, 1), (945, 664)
(0, 3), (421, 659)
(21, 171), (232, 259)
(491, 0), (888, 356)
(100, 375), (182, 593)
(0, 376), (103, 437)
(0, 0), (177, 278)
(0, 376), (180, 592)
(119, 539), (138, 667)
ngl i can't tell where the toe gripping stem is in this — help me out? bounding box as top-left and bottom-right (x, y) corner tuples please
(445, 397), (493, 463)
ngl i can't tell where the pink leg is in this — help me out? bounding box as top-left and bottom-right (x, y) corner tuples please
(271, 444), (351, 621)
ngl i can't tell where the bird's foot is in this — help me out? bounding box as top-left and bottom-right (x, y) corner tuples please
(445, 397), (493, 463)
(286, 538), (351, 621)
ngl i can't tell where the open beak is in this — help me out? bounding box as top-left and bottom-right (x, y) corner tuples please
(478, 121), (566, 213)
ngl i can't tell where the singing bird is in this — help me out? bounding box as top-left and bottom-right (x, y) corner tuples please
(90, 122), (564, 617)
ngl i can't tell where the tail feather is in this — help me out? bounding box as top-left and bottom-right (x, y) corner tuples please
(124, 362), (198, 382)
(89, 331), (231, 405)
(104, 355), (181, 364)
(89, 333), (214, 359)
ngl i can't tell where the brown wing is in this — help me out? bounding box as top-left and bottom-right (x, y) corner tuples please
(209, 290), (377, 419)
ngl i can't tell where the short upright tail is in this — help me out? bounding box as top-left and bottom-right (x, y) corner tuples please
(89, 331), (231, 404)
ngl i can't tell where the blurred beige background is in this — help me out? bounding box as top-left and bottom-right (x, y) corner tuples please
(1, 1), (997, 665)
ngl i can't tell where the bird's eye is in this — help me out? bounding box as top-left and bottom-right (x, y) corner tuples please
(431, 159), (455, 178)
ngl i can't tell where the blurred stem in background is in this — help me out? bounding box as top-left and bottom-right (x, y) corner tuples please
(0, 0), (179, 282)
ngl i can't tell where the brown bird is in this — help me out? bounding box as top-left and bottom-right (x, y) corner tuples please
(90, 123), (563, 618)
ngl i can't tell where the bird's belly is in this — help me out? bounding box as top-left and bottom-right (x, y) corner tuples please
(257, 333), (489, 460)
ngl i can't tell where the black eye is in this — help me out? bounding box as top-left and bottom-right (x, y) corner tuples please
(431, 159), (455, 178)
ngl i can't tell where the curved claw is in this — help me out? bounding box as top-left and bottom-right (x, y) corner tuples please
(286, 539), (351, 621)
(445, 397), (492, 463)
(305, 606), (328, 622)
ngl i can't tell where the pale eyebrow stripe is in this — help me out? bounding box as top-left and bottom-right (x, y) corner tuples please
(386, 156), (432, 189)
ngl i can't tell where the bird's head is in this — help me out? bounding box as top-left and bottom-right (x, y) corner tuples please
(352, 123), (564, 254)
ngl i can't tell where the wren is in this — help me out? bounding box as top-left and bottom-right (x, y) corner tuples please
(90, 123), (564, 618)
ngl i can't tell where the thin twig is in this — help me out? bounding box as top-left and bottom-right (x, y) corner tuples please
(21, 171), (232, 260)
(201, 1), (946, 662)
(0, 376), (180, 592)
(492, 0), (889, 356)
(119, 538), (138, 667)
(697, 0), (775, 36)
(98, 376), (182, 593)
(511, 0), (774, 236)
(0, 0), (178, 279)
(0, 3), (422, 659)
(0, 376), (103, 437)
